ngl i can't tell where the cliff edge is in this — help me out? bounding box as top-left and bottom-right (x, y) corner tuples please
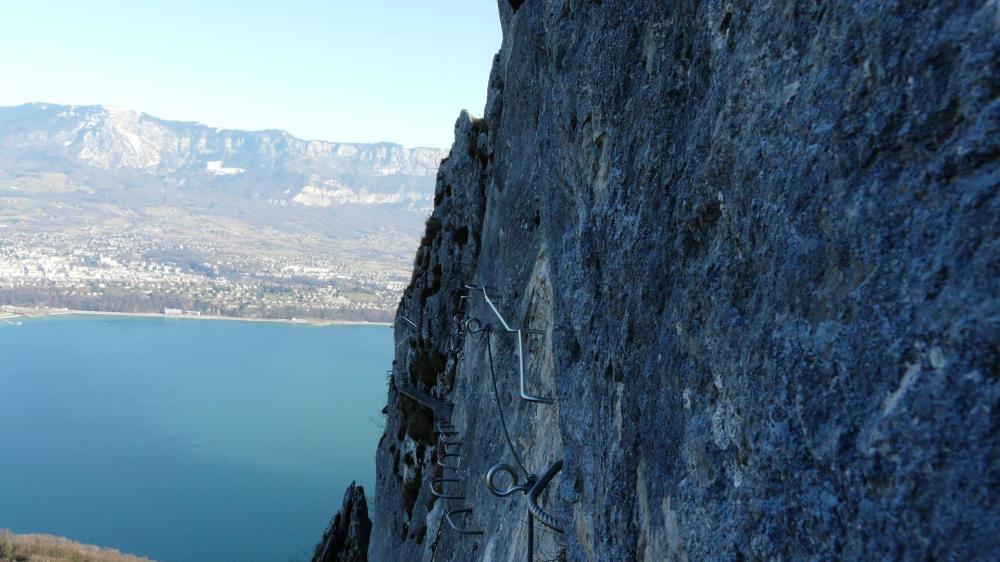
(356, 1), (999, 560)
(311, 483), (371, 562)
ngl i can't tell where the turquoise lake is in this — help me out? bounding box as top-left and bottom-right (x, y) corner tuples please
(0, 315), (390, 562)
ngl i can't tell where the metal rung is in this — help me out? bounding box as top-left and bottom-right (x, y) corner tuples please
(430, 478), (465, 500)
(445, 508), (484, 536)
(460, 284), (500, 300)
(435, 426), (460, 436)
(437, 452), (462, 469)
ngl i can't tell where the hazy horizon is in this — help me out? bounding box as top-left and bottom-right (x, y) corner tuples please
(0, 1), (502, 149)
(0, 100), (450, 148)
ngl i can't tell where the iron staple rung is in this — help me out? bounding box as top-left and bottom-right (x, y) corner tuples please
(435, 421), (457, 432)
(429, 477), (466, 500)
(445, 508), (484, 536)
(460, 284), (501, 300)
(437, 453), (462, 469)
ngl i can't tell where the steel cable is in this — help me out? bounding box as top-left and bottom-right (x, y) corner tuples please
(485, 325), (529, 477)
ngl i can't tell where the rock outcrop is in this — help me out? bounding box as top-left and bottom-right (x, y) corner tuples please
(311, 483), (371, 562)
(362, 1), (1000, 561)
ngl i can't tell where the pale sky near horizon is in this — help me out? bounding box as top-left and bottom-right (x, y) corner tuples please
(0, 1), (503, 148)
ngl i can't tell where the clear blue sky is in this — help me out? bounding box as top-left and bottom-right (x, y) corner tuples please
(0, 1), (502, 148)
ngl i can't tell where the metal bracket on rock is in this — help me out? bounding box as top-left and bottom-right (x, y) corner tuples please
(463, 284), (554, 404)
(396, 315), (418, 329)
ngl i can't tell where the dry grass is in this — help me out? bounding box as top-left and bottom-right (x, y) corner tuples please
(0, 530), (154, 562)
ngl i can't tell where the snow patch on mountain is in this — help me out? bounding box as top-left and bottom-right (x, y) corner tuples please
(205, 161), (245, 176)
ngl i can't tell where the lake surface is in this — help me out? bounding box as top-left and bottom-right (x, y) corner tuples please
(0, 315), (390, 562)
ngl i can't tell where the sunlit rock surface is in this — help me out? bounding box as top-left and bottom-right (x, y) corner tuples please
(343, 1), (999, 560)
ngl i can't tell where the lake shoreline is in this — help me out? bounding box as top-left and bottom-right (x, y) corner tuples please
(0, 307), (392, 327)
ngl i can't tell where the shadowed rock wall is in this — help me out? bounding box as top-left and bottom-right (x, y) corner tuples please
(311, 483), (371, 562)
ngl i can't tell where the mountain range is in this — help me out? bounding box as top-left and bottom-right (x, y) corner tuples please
(0, 103), (449, 320)
(0, 102), (445, 207)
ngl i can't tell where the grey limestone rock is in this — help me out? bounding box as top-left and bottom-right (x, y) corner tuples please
(312, 482), (371, 562)
(362, 1), (1000, 560)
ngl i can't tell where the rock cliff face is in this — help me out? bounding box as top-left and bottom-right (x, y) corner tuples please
(311, 483), (372, 562)
(364, 1), (999, 561)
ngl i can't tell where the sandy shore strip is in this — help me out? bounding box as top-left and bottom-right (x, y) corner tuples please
(0, 307), (391, 327)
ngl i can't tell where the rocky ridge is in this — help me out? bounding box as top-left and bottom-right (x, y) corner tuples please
(312, 483), (372, 562)
(0, 103), (445, 206)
